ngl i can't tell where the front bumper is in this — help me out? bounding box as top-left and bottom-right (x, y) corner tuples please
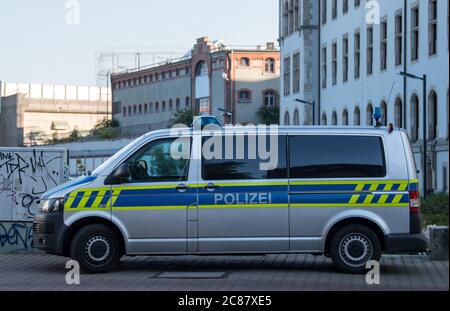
(384, 233), (429, 253)
(33, 212), (66, 255)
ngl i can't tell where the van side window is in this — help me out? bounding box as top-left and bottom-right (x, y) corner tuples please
(289, 135), (386, 178)
(125, 138), (191, 183)
(202, 135), (287, 180)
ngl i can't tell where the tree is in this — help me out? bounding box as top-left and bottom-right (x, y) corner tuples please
(168, 109), (197, 128)
(257, 105), (280, 125)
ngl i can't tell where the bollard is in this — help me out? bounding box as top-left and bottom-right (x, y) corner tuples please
(428, 226), (449, 261)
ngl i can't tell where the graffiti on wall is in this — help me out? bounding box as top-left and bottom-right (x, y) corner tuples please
(0, 149), (65, 221)
(0, 222), (33, 250)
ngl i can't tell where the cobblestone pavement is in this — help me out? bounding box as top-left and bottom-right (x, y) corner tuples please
(0, 253), (448, 291)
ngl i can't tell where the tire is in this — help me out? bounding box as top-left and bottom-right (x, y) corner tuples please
(330, 224), (381, 274)
(70, 224), (122, 273)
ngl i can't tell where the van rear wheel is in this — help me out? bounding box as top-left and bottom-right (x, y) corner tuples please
(330, 224), (381, 274)
(70, 224), (122, 273)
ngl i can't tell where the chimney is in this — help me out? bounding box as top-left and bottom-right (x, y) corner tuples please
(266, 42), (275, 50)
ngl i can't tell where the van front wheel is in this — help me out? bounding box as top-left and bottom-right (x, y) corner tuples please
(330, 224), (381, 274)
(70, 224), (122, 273)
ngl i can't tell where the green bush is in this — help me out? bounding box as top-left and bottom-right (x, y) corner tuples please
(257, 105), (279, 125)
(421, 193), (449, 227)
(168, 109), (197, 127)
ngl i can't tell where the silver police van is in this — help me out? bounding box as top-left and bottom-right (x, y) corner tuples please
(33, 124), (427, 274)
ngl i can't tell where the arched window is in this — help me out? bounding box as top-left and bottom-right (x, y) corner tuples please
(169, 99), (173, 111)
(162, 101), (166, 112)
(284, 111), (290, 125)
(185, 96), (190, 107)
(176, 98), (180, 111)
(332, 111), (337, 125)
(150, 102), (154, 113)
(264, 90), (276, 106)
(394, 97), (403, 128)
(428, 90), (438, 141)
(342, 109), (349, 126)
(293, 109), (300, 125)
(123, 107), (126, 116)
(128, 106), (132, 115)
(265, 58), (275, 73)
(380, 100), (387, 126)
(138, 104), (142, 114)
(133, 105), (137, 115)
(155, 102), (159, 112)
(321, 113), (327, 125)
(238, 89), (252, 102)
(410, 94), (420, 142)
(195, 61), (208, 76)
(354, 106), (361, 126)
(240, 57), (250, 67)
(366, 103), (374, 126)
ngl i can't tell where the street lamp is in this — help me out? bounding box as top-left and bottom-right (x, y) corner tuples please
(399, 71), (427, 197)
(295, 98), (316, 125)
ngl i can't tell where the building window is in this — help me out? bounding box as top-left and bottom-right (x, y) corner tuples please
(354, 106), (361, 125)
(429, 0), (438, 56)
(238, 89), (252, 103)
(343, 36), (349, 82)
(395, 13), (403, 66)
(354, 30), (361, 79)
(366, 103), (374, 126)
(123, 107), (127, 116)
(332, 0), (337, 20)
(150, 102), (154, 113)
(367, 26), (373, 75)
(380, 19), (388, 70)
(264, 90), (276, 106)
(293, 109), (300, 125)
(355, 0), (360, 7)
(321, 46), (327, 88)
(428, 90), (438, 141)
(240, 57), (250, 67)
(380, 100), (387, 126)
(332, 111), (338, 126)
(283, 0), (289, 36)
(343, 0), (348, 14)
(394, 97), (403, 128)
(284, 111), (290, 125)
(293, 52), (300, 93)
(332, 42), (337, 85)
(322, 113), (327, 125)
(155, 102), (160, 112)
(284, 56), (291, 95)
(288, 0), (294, 33)
(176, 98), (180, 111)
(343, 109), (349, 125)
(133, 105), (137, 115)
(138, 104), (142, 114)
(411, 94), (420, 142)
(162, 101), (166, 112)
(128, 106), (132, 115)
(144, 103), (148, 114)
(265, 58), (275, 73)
(169, 99), (173, 111)
(411, 6), (420, 61)
(321, 0), (327, 24)
(293, 0), (300, 32)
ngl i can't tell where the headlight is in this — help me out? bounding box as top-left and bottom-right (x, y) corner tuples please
(40, 198), (64, 213)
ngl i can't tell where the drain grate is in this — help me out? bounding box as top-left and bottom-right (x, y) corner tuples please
(152, 272), (228, 279)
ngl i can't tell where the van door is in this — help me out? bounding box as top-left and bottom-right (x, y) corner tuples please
(110, 136), (196, 254)
(197, 134), (289, 253)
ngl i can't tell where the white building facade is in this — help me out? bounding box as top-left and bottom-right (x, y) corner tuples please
(279, 0), (449, 193)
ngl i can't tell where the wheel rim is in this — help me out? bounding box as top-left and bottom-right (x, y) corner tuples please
(339, 233), (373, 268)
(84, 234), (113, 266)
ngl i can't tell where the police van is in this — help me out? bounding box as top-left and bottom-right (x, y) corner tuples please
(33, 122), (427, 274)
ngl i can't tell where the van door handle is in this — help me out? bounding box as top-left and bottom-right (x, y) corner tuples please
(204, 183), (220, 192)
(176, 184), (191, 193)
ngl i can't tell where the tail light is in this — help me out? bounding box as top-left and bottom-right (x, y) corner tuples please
(409, 190), (420, 214)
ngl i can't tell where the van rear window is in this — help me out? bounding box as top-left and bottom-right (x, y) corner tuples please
(289, 135), (386, 179)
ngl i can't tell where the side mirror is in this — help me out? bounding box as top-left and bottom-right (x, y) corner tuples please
(114, 163), (130, 179)
(105, 163), (130, 185)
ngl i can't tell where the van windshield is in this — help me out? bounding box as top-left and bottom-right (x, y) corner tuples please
(91, 135), (148, 176)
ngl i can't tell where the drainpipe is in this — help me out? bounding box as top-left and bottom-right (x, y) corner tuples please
(403, 0), (408, 128)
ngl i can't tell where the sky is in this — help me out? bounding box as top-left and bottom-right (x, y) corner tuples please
(0, 0), (279, 86)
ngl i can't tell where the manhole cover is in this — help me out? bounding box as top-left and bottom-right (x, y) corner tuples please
(152, 272), (228, 279)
